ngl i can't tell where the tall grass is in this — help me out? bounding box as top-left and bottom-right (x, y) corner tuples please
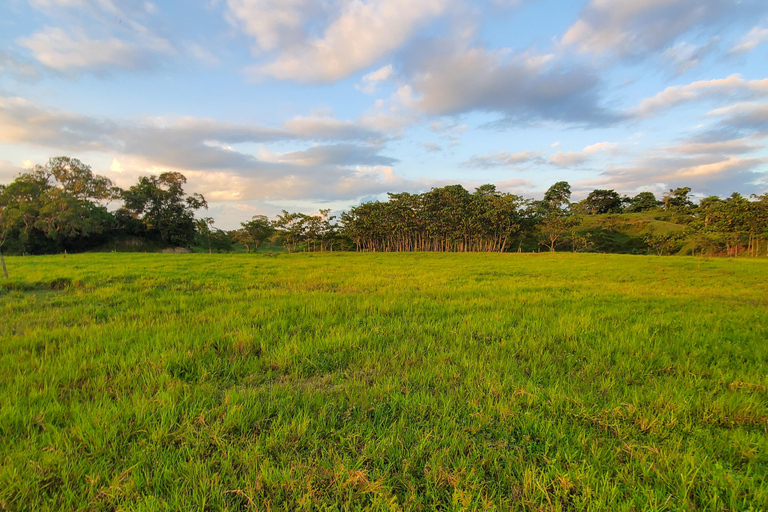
(1, 253), (766, 511)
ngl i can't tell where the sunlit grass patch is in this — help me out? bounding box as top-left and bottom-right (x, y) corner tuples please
(1, 253), (767, 510)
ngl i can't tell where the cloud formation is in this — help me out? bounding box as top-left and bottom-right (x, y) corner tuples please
(19, 28), (150, 73)
(630, 75), (768, 118)
(590, 154), (767, 197)
(562, 0), (765, 59)
(19, 0), (175, 74)
(234, 0), (449, 82)
(463, 151), (543, 168)
(662, 38), (719, 76)
(731, 24), (768, 54)
(0, 95), (416, 202)
(550, 142), (620, 168)
(405, 43), (618, 125)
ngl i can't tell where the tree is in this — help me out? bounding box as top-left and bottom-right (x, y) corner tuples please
(196, 217), (215, 254)
(0, 157), (118, 254)
(543, 181), (572, 211)
(35, 156), (117, 203)
(233, 215), (274, 253)
(273, 210), (306, 252)
(645, 232), (683, 256)
(0, 185), (15, 278)
(626, 192), (660, 212)
(120, 172), (207, 247)
(583, 189), (623, 215)
(537, 213), (581, 252)
(663, 187), (694, 211)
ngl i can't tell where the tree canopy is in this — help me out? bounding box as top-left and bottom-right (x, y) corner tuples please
(1, 156), (767, 259)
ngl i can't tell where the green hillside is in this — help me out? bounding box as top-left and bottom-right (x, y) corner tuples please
(574, 211), (688, 254)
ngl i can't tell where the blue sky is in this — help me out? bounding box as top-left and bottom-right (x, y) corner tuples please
(1, 0), (767, 228)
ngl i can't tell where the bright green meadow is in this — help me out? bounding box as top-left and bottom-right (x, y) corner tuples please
(1, 253), (767, 511)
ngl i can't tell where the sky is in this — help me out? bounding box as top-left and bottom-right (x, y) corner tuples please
(1, 0), (768, 229)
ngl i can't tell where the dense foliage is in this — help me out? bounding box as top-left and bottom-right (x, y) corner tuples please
(0, 158), (207, 255)
(2, 156), (768, 258)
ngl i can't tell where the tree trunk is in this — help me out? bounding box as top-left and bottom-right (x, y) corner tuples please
(0, 249), (8, 279)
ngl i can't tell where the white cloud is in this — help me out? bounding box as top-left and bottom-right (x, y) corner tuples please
(20, 0), (175, 74)
(225, 0), (314, 52)
(630, 75), (768, 118)
(29, 0), (121, 15)
(0, 95), (421, 204)
(404, 42), (617, 124)
(464, 150), (543, 168)
(356, 64), (394, 94)
(707, 101), (768, 133)
(188, 43), (220, 66)
(0, 52), (41, 81)
(731, 24), (768, 54)
(550, 142), (619, 168)
(18, 27), (144, 72)
(662, 38), (719, 76)
(245, 0), (449, 82)
(562, 0), (756, 59)
(666, 137), (764, 156)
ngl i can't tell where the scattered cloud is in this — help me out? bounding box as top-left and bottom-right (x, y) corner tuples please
(562, 0), (765, 59)
(356, 64), (394, 94)
(430, 121), (468, 146)
(463, 150), (543, 168)
(0, 52), (41, 81)
(19, 27), (151, 73)
(666, 136), (765, 156)
(238, 0), (449, 83)
(731, 23), (768, 54)
(225, 0), (316, 52)
(589, 154), (767, 196)
(708, 101), (768, 134)
(273, 144), (398, 167)
(0, 95), (418, 203)
(662, 38), (719, 76)
(405, 42), (619, 125)
(630, 75), (768, 118)
(549, 142), (620, 168)
(188, 43), (220, 66)
(19, 0), (176, 74)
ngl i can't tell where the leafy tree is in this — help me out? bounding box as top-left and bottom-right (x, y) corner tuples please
(537, 213), (581, 252)
(625, 192), (660, 212)
(35, 156), (117, 202)
(0, 157), (117, 254)
(663, 187), (694, 211)
(196, 217), (215, 254)
(543, 181), (572, 211)
(583, 189), (623, 214)
(233, 215), (274, 253)
(645, 232), (683, 256)
(120, 172), (207, 247)
(0, 185), (15, 277)
(273, 210), (306, 252)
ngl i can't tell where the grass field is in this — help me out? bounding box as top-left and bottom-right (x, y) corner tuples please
(1, 253), (767, 511)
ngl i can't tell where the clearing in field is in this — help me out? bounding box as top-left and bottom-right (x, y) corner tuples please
(1, 253), (767, 511)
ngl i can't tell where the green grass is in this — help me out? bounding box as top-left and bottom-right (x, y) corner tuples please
(1, 253), (767, 511)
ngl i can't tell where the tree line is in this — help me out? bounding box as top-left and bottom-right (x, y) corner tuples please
(1, 157), (767, 267)
(0, 157), (207, 258)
